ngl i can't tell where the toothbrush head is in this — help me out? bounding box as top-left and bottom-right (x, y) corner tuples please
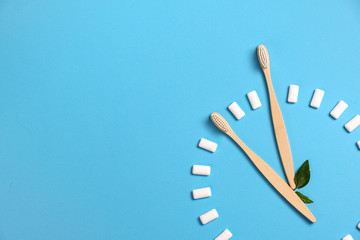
(257, 44), (270, 69)
(210, 112), (232, 133)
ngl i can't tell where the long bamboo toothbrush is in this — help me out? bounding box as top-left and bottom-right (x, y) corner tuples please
(257, 44), (296, 190)
(210, 112), (316, 223)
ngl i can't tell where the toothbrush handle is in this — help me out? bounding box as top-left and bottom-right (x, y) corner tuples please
(263, 69), (296, 190)
(227, 130), (316, 223)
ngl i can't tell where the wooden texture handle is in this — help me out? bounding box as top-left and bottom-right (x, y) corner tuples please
(227, 130), (316, 223)
(263, 69), (296, 190)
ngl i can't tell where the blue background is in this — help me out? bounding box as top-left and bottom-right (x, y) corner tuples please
(0, 0), (359, 239)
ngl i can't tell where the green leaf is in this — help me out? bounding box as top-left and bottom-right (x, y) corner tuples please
(295, 191), (313, 204)
(294, 160), (310, 189)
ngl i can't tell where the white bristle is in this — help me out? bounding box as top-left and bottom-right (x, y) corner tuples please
(210, 113), (231, 133)
(257, 44), (270, 69)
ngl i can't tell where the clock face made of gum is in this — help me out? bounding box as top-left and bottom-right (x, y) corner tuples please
(193, 86), (360, 239)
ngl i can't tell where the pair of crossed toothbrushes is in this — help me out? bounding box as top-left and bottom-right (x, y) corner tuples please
(210, 45), (316, 223)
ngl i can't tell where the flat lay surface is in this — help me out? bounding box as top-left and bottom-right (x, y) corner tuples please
(0, 0), (359, 239)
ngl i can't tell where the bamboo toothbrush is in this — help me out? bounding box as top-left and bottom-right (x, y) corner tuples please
(257, 44), (296, 190)
(210, 112), (316, 223)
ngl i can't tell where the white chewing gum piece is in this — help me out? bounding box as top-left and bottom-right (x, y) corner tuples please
(330, 100), (348, 119)
(247, 90), (262, 110)
(342, 234), (354, 240)
(228, 102), (245, 120)
(310, 89), (324, 108)
(215, 229), (233, 240)
(199, 209), (218, 225)
(287, 85), (299, 103)
(192, 165), (211, 176)
(345, 115), (360, 133)
(192, 187), (211, 199)
(198, 138), (217, 152)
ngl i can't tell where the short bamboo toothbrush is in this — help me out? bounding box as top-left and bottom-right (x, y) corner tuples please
(210, 112), (316, 223)
(257, 44), (296, 190)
